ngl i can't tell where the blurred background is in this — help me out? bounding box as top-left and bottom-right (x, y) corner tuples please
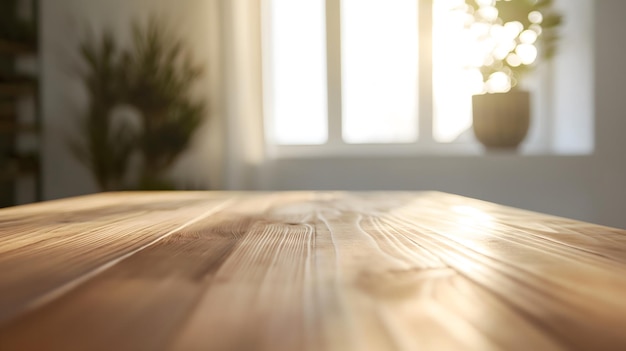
(2, 0), (625, 229)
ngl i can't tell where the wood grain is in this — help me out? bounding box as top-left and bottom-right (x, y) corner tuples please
(1, 191), (626, 350)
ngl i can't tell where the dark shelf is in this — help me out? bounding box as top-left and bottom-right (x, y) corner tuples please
(0, 102), (16, 117)
(0, 38), (37, 55)
(0, 154), (39, 181)
(0, 121), (38, 133)
(1, 0), (42, 205)
(0, 81), (37, 97)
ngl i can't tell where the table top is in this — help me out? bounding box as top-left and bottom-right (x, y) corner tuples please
(1, 191), (626, 350)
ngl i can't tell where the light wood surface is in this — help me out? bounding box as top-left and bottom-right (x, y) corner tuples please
(1, 191), (626, 350)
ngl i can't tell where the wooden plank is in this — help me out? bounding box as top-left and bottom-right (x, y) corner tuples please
(374, 192), (626, 349)
(0, 192), (232, 323)
(1, 191), (626, 350)
(170, 192), (626, 350)
(0, 192), (300, 350)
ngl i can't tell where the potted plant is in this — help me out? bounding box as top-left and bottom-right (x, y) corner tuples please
(69, 18), (205, 190)
(462, 0), (562, 149)
(121, 19), (204, 190)
(69, 32), (134, 191)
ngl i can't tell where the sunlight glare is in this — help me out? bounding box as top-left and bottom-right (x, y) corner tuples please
(516, 44), (538, 65)
(506, 53), (522, 67)
(476, 0), (495, 6)
(528, 11), (543, 24)
(451, 205), (494, 227)
(433, 0), (477, 142)
(478, 6), (499, 22)
(342, 0), (418, 144)
(486, 72), (511, 93)
(504, 21), (524, 38)
(267, 0), (328, 145)
(519, 29), (538, 44)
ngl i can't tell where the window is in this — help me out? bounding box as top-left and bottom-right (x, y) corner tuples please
(262, 0), (594, 156)
(341, 0), (418, 144)
(263, 0), (328, 145)
(264, 0), (424, 150)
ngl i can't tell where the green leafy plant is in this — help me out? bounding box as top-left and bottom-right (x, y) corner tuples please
(122, 19), (204, 189)
(70, 18), (206, 191)
(69, 32), (134, 191)
(462, 0), (562, 92)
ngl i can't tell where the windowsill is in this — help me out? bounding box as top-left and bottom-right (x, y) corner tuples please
(266, 140), (594, 160)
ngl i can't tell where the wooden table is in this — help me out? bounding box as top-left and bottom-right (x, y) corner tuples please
(1, 191), (626, 350)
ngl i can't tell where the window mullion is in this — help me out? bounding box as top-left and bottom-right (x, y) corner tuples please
(326, 0), (343, 146)
(418, 0), (434, 144)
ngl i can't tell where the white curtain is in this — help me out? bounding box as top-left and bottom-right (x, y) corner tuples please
(215, 0), (267, 190)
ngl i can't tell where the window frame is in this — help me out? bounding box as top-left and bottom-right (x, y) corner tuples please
(261, 0), (555, 159)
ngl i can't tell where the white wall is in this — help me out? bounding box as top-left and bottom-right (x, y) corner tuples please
(41, 1), (626, 228)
